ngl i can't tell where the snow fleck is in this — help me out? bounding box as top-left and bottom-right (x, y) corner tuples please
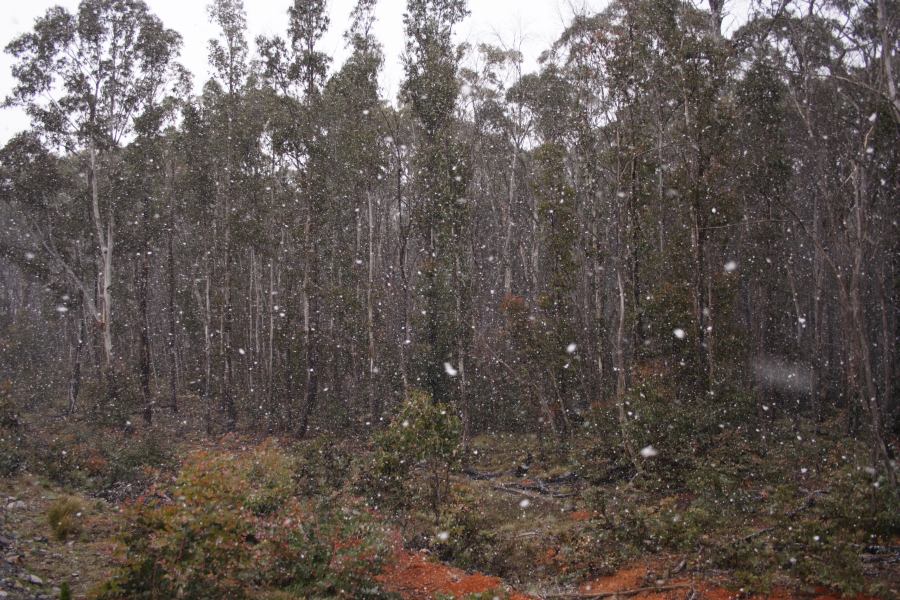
(566, 343), (577, 354)
(519, 498), (531, 509)
(444, 362), (458, 377)
(673, 328), (686, 340)
(640, 445), (659, 458)
(238, 348), (246, 355)
(724, 260), (738, 273)
(55, 305), (69, 313)
(436, 531), (449, 542)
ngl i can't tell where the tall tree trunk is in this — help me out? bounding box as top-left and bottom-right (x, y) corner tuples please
(367, 192), (379, 425)
(615, 271), (638, 467)
(298, 255), (319, 438)
(876, 0), (900, 122)
(167, 229), (178, 414)
(138, 253), (153, 425)
(222, 195), (237, 431)
(89, 141), (116, 401)
(691, 199), (711, 392)
(67, 308), (86, 416)
(503, 149), (516, 295)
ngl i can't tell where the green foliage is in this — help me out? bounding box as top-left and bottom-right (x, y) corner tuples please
(374, 389), (462, 517)
(0, 436), (23, 477)
(292, 438), (358, 497)
(48, 496), (84, 541)
(575, 418), (899, 595)
(95, 443), (393, 599)
(432, 488), (497, 570)
(33, 428), (175, 496)
(0, 383), (23, 476)
(0, 381), (20, 430)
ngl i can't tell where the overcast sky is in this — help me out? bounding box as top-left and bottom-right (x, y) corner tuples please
(0, 0), (750, 143)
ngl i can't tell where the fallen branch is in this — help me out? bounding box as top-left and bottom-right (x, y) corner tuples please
(490, 483), (575, 500)
(736, 489), (828, 544)
(543, 583), (692, 599)
(462, 467), (504, 480)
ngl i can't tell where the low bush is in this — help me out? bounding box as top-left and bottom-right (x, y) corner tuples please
(575, 419), (898, 596)
(0, 433), (24, 477)
(94, 442), (394, 599)
(373, 389), (462, 518)
(432, 487), (498, 571)
(48, 496), (84, 541)
(292, 438), (358, 498)
(31, 426), (175, 497)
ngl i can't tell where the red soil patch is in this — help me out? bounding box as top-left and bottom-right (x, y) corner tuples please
(570, 510), (593, 522)
(377, 550), (533, 599)
(579, 564), (883, 600)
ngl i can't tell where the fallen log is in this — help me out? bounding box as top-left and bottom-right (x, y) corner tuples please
(543, 583), (692, 599)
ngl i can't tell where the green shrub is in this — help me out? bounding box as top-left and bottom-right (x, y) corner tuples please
(48, 496), (84, 541)
(100, 432), (175, 491)
(292, 438), (357, 497)
(373, 389), (462, 518)
(94, 443), (393, 599)
(32, 427), (174, 496)
(432, 488), (497, 571)
(0, 433), (24, 477)
(0, 381), (21, 429)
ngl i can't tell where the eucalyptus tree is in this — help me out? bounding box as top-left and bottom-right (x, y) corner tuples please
(258, 0), (331, 437)
(325, 0), (388, 425)
(5, 0), (183, 404)
(402, 0), (471, 419)
(206, 0), (251, 431)
(0, 133), (88, 412)
(746, 0), (899, 484)
(119, 89), (186, 424)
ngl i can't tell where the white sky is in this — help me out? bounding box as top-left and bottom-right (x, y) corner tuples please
(0, 0), (750, 143)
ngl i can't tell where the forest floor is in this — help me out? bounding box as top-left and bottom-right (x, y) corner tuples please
(0, 410), (897, 599)
(2, 464), (893, 600)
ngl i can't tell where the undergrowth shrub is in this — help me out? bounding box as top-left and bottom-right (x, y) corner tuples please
(0, 382), (24, 476)
(576, 417), (898, 596)
(31, 426), (174, 497)
(293, 438), (358, 497)
(0, 381), (21, 429)
(432, 487), (497, 571)
(94, 442), (393, 599)
(48, 496), (84, 541)
(372, 389), (461, 518)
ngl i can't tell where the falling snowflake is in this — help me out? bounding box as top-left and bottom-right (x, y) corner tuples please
(673, 328), (686, 340)
(444, 362), (458, 377)
(640, 445), (659, 458)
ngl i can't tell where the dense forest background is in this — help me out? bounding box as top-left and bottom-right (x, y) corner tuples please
(0, 0), (896, 479)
